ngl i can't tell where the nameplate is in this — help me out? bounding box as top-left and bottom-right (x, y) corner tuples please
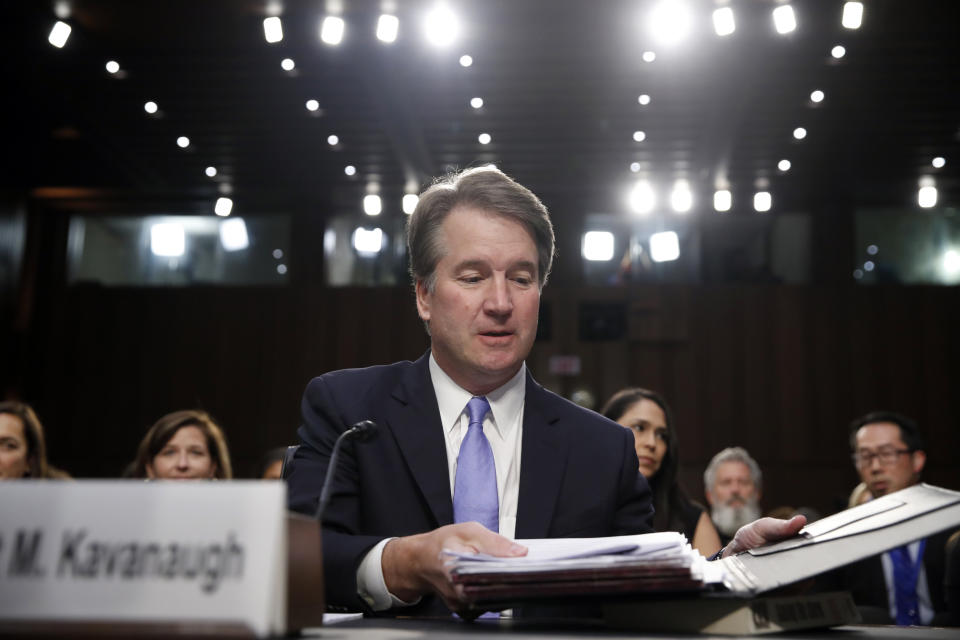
(0, 481), (287, 636)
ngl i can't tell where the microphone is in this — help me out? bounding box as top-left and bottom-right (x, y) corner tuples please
(314, 420), (379, 522)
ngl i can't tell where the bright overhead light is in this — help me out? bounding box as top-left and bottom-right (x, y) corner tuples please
(281, 58), (295, 71)
(105, 60), (120, 74)
(810, 90), (825, 103)
(642, 50), (656, 63)
(144, 101), (158, 114)
(478, 133), (491, 145)
(778, 159), (792, 172)
(48, 21), (71, 48)
(263, 16), (283, 43)
(205, 166), (217, 177)
(629, 180), (655, 215)
(176, 136), (190, 149)
(353, 227), (383, 254)
(321, 16), (345, 45)
(151, 223), (185, 257)
(650, 231), (680, 262)
(305, 99), (320, 112)
(842, 2), (864, 30)
(793, 127), (807, 140)
(638, 94), (651, 106)
(220, 218), (249, 251)
(344, 165), (357, 176)
(943, 250), (960, 275)
(714, 189), (732, 212)
(459, 54), (473, 67)
(363, 194), (382, 216)
(276, 264), (288, 275)
(629, 162), (641, 173)
(470, 97), (483, 109)
(648, 1), (693, 45)
(918, 185), (938, 208)
(772, 5), (797, 34)
(831, 45), (846, 59)
(582, 231), (615, 262)
(670, 180), (693, 213)
(402, 194), (419, 215)
(863, 260), (875, 272)
(754, 191), (772, 212)
(377, 14), (399, 43)
(214, 197), (233, 217)
(932, 157), (946, 168)
(327, 134), (339, 146)
(712, 7), (736, 36)
(633, 131), (646, 143)
(424, 4), (459, 47)
(867, 244), (879, 255)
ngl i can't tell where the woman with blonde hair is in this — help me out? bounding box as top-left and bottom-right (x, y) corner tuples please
(131, 410), (232, 480)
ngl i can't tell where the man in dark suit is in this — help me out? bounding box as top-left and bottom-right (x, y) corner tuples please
(287, 167), (805, 615)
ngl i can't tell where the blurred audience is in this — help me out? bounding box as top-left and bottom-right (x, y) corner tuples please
(258, 446), (288, 480)
(130, 410), (232, 480)
(703, 446), (763, 546)
(601, 388), (722, 557)
(847, 481), (873, 508)
(0, 401), (67, 479)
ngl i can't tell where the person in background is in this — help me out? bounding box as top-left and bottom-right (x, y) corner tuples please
(130, 409), (232, 480)
(259, 446), (288, 480)
(847, 481), (873, 508)
(601, 387), (722, 557)
(0, 400), (62, 479)
(703, 446), (764, 546)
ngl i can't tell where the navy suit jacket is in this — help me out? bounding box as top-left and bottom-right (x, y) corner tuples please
(287, 353), (654, 613)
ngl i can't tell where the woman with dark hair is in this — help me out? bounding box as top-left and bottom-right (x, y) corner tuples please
(131, 409), (233, 480)
(0, 400), (59, 479)
(601, 388), (721, 556)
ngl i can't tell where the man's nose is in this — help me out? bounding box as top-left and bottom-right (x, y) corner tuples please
(484, 277), (513, 315)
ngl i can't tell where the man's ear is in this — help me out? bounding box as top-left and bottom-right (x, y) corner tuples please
(705, 489), (715, 506)
(415, 280), (431, 323)
(911, 449), (927, 476)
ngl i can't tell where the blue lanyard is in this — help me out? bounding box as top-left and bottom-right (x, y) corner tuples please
(891, 539), (927, 587)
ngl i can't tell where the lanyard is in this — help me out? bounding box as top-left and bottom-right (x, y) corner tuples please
(891, 539), (927, 587)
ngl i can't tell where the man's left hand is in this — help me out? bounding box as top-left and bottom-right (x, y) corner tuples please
(721, 515), (806, 558)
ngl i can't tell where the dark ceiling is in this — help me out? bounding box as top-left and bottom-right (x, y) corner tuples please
(5, 0), (960, 222)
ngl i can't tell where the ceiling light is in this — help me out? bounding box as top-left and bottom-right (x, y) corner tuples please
(305, 99), (320, 112)
(642, 50), (656, 63)
(650, 231), (680, 262)
(932, 157), (946, 168)
(582, 231), (615, 262)
(863, 260), (875, 272)
(150, 223), (185, 257)
(470, 97), (483, 109)
(648, 1), (693, 45)
(853, 269), (864, 280)
(459, 54), (473, 67)
(943, 250), (960, 275)
(712, 7), (736, 36)
(327, 135), (339, 146)
(344, 165), (357, 176)
(214, 197), (233, 217)
(176, 136), (190, 148)
(263, 16), (283, 43)
(714, 189), (732, 212)
(281, 58), (295, 71)
(363, 194), (382, 216)
(842, 2), (864, 30)
(205, 166), (217, 177)
(633, 131), (646, 143)
(321, 16), (345, 45)
(793, 127), (807, 140)
(377, 14), (399, 43)
(478, 133), (491, 145)
(402, 194), (419, 215)
(353, 227), (383, 255)
(629, 180), (655, 215)
(670, 180), (693, 213)
(638, 94), (651, 106)
(630, 162), (641, 173)
(778, 159), (792, 172)
(918, 185), (938, 208)
(219, 218), (249, 251)
(144, 101), (158, 114)
(276, 264), (288, 275)
(810, 90), (825, 103)
(867, 244), (879, 255)
(831, 45), (846, 59)
(105, 60), (120, 74)
(772, 5), (797, 34)
(754, 191), (772, 212)
(424, 4), (459, 47)
(48, 21), (71, 48)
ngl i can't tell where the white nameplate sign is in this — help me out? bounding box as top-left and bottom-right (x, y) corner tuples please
(0, 480), (287, 637)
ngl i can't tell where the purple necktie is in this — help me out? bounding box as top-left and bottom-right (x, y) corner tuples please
(453, 396), (499, 533)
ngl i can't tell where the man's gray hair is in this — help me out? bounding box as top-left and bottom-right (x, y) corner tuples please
(703, 446), (763, 493)
(406, 166), (556, 293)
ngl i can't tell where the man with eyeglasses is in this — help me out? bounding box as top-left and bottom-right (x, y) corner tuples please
(825, 411), (953, 625)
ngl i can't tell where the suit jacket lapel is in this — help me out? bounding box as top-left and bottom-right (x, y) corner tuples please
(387, 353), (454, 527)
(515, 372), (569, 538)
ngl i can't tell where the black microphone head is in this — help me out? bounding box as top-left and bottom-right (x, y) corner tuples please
(349, 420), (379, 442)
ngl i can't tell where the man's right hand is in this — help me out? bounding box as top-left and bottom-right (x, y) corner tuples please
(381, 522), (528, 612)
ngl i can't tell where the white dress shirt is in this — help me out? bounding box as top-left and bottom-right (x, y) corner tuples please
(356, 354), (526, 610)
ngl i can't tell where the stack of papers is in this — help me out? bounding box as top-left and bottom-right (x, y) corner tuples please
(445, 532), (723, 606)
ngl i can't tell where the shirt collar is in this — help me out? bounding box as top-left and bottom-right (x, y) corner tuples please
(429, 353), (526, 440)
